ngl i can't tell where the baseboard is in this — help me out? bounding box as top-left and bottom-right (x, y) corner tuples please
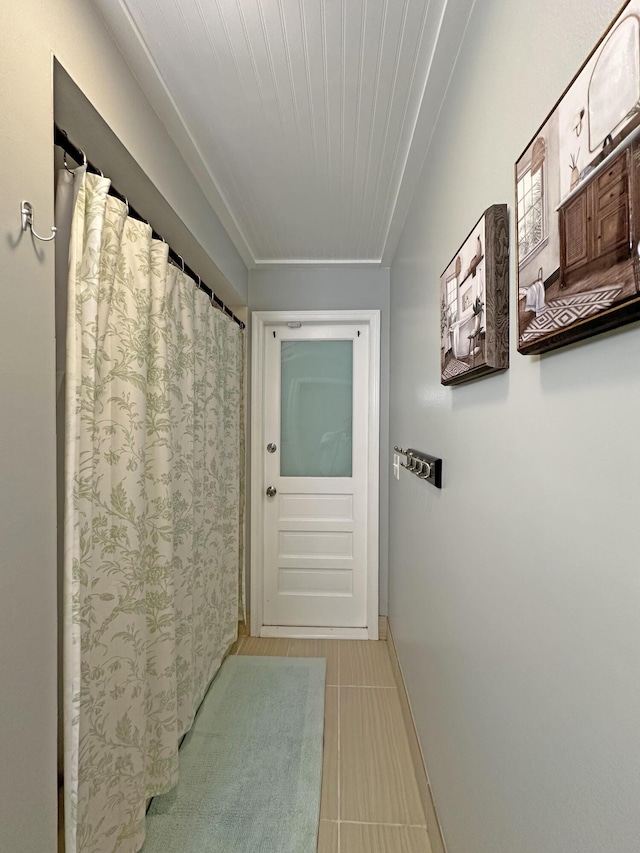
(251, 614), (381, 641)
(378, 615), (388, 640)
(261, 625), (369, 640)
(386, 622), (448, 853)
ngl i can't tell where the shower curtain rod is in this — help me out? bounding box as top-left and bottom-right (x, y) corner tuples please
(54, 124), (245, 330)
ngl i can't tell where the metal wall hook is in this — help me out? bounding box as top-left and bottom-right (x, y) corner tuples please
(21, 201), (56, 242)
(418, 462), (432, 479)
(394, 446), (442, 488)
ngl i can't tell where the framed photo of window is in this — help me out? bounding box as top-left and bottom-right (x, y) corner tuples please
(440, 205), (509, 386)
(516, 0), (640, 355)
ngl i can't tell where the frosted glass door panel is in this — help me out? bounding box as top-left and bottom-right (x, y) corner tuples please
(280, 340), (353, 477)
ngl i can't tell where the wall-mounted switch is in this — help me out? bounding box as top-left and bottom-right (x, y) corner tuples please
(393, 453), (400, 480)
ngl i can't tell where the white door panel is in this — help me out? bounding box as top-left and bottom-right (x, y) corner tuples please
(262, 324), (368, 628)
(278, 531), (353, 557)
(277, 569), (353, 595)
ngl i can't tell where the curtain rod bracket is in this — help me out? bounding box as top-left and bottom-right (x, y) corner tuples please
(21, 201), (56, 243)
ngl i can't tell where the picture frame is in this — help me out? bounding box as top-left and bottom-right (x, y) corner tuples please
(516, 0), (640, 355)
(440, 204), (509, 386)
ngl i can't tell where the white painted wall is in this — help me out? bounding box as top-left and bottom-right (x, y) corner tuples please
(388, 2), (640, 853)
(250, 268), (391, 614)
(0, 2), (246, 849)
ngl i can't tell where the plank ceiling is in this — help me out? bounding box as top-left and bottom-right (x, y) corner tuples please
(92, 0), (474, 268)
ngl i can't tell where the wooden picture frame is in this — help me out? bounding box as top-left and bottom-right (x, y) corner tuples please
(440, 205), (509, 386)
(516, 0), (640, 355)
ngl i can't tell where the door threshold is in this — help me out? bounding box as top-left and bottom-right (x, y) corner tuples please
(261, 625), (369, 640)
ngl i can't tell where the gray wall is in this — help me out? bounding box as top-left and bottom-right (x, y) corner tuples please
(388, 1), (640, 853)
(0, 2), (246, 849)
(250, 268), (391, 614)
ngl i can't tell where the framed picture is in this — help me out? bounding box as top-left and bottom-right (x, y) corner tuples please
(516, 0), (640, 355)
(440, 204), (509, 386)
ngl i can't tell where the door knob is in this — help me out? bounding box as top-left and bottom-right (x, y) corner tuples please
(267, 443), (277, 453)
(266, 486), (277, 497)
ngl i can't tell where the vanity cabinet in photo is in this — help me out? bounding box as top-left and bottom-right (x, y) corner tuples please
(559, 142), (635, 287)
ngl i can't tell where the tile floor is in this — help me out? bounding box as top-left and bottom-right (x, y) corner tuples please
(233, 637), (433, 853)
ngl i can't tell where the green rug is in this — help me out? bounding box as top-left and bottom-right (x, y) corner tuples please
(142, 655), (326, 853)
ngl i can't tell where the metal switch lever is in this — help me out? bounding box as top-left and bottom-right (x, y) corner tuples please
(266, 486), (277, 497)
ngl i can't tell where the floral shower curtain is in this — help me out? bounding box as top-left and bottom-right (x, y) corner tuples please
(61, 169), (244, 853)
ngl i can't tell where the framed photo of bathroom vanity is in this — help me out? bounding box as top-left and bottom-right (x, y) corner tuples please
(516, 0), (640, 355)
(440, 204), (509, 386)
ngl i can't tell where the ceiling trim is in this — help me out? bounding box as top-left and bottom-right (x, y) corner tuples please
(253, 258), (383, 269)
(94, 0), (477, 270)
(92, 0), (256, 268)
(381, 0), (477, 265)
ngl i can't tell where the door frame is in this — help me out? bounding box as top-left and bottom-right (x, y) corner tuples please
(250, 309), (380, 640)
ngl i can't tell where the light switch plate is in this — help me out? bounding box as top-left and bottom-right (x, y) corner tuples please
(393, 453), (400, 480)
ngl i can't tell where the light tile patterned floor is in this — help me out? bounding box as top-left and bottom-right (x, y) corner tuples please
(234, 638), (432, 853)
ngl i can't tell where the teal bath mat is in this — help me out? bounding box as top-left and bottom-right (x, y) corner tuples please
(142, 655), (326, 853)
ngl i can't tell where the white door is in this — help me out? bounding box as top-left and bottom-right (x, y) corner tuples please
(252, 313), (379, 636)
